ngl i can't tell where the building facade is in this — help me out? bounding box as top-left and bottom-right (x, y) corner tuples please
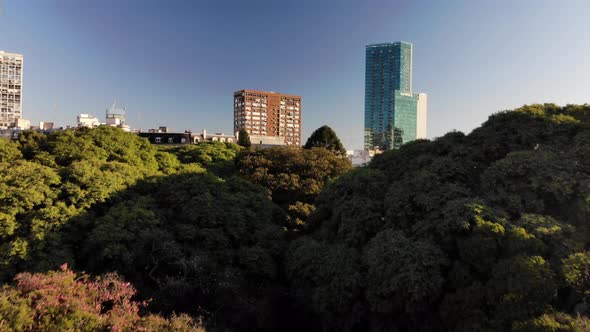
(233, 89), (301, 146)
(138, 132), (191, 145)
(192, 129), (236, 143)
(39, 122), (54, 130)
(416, 93), (428, 140)
(364, 42), (427, 150)
(347, 149), (381, 167)
(105, 102), (130, 132)
(77, 113), (101, 128)
(0, 51), (23, 128)
(15, 118), (30, 130)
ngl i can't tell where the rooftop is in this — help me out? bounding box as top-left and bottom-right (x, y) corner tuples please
(366, 41), (412, 48)
(0, 50), (23, 56)
(234, 89), (301, 98)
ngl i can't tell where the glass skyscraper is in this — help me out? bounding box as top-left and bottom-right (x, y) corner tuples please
(364, 42), (427, 150)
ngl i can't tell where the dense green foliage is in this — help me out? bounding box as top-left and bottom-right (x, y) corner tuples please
(236, 146), (352, 227)
(286, 104), (590, 331)
(73, 173), (286, 329)
(237, 129), (251, 147)
(304, 125), (347, 156)
(0, 128), (349, 330)
(159, 141), (240, 176)
(0, 127), (165, 281)
(1, 104), (590, 331)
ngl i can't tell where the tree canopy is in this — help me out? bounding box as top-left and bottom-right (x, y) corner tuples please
(236, 146), (351, 227)
(286, 104), (590, 331)
(71, 172), (286, 330)
(237, 129), (251, 147)
(1, 104), (590, 331)
(304, 125), (347, 156)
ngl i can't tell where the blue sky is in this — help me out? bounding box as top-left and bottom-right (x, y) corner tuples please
(1, 0), (589, 149)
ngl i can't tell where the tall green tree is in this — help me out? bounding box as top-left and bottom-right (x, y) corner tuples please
(304, 125), (346, 156)
(236, 146), (351, 227)
(238, 129), (251, 147)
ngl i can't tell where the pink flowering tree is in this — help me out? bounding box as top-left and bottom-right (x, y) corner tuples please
(0, 264), (203, 331)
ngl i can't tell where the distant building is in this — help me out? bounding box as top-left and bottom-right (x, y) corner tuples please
(192, 129), (235, 143)
(105, 102), (130, 132)
(15, 118), (30, 130)
(347, 149), (381, 167)
(248, 134), (286, 147)
(138, 129), (238, 145)
(0, 129), (21, 139)
(39, 121), (54, 130)
(77, 113), (101, 128)
(416, 93), (427, 139)
(138, 132), (190, 145)
(148, 126), (169, 133)
(0, 51), (24, 128)
(234, 89), (302, 146)
(364, 42), (427, 150)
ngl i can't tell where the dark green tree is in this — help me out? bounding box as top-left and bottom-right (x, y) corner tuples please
(236, 146), (351, 227)
(238, 129), (251, 147)
(286, 104), (590, 331)
(0, 127), (174, 281)
(162, 141), (241, 177)
(75, 173), (287, 330)
(304, 125), (346, 156)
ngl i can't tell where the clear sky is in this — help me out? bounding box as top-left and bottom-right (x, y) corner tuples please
(1, 0), (589, 149)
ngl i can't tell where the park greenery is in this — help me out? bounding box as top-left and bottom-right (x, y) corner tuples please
(0, 104), (589, 331)
(304, 125), (347, 156)
(236, 146), (352, 228)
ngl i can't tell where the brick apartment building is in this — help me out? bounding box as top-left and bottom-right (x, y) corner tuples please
(233, 89), (301, 146)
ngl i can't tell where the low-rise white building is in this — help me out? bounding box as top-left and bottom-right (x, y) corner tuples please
(15, 118), (30, 130)
(105, 102), (130, 131)
(248, 134), (286, 146)
(347, 149), (381, 167)
(192, 129), (236, 143)
(39, 121), (54, 130)
(77, 113), (101, 128)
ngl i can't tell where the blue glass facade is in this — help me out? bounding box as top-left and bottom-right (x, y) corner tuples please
(364, 42), (418, 150)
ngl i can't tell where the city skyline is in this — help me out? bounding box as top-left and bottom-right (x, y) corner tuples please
(0, 0), (589, 149)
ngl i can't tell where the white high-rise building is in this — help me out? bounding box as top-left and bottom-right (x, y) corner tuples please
(0, 51), (24, 128)
(416, 93), (428, 139)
